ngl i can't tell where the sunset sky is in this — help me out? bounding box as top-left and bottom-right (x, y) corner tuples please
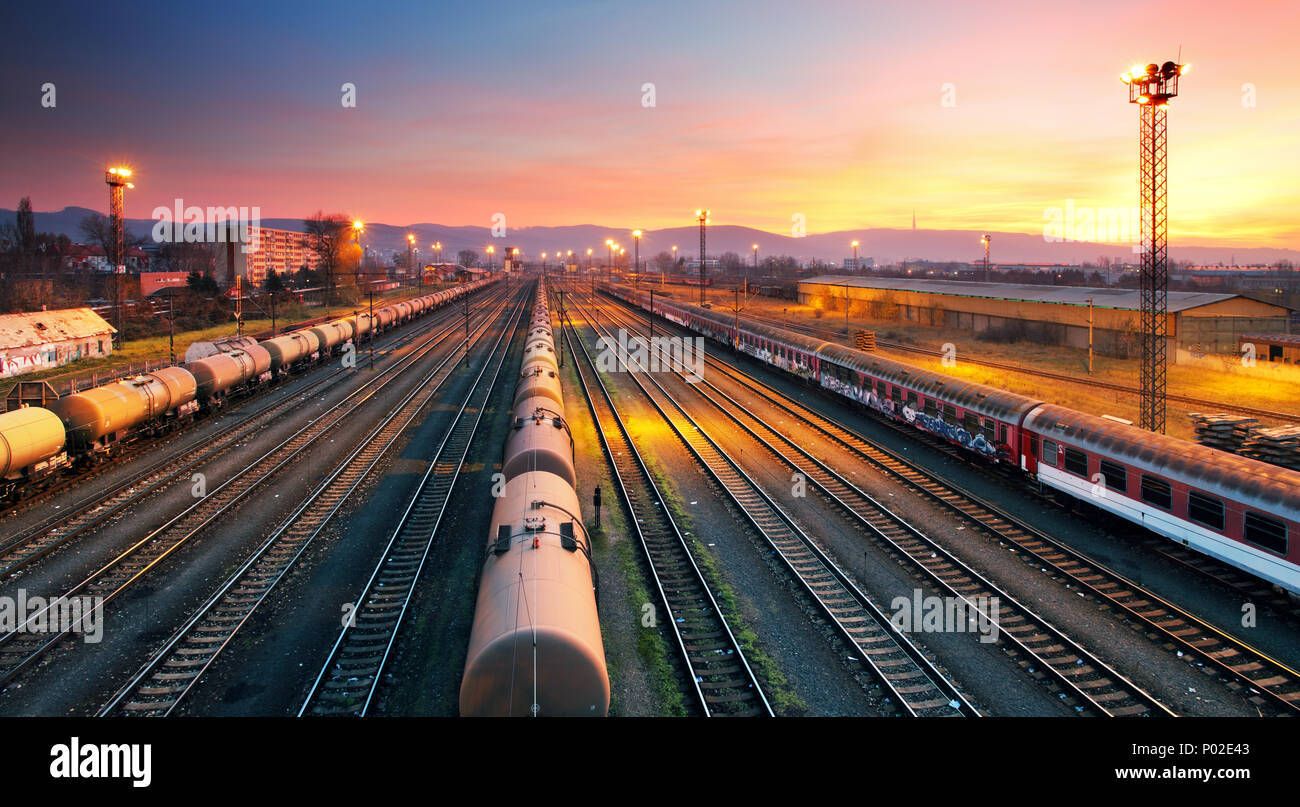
(2, 0), (1297, 247)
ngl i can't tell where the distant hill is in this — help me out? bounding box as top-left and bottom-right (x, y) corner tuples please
(3, 206), (1296, 267)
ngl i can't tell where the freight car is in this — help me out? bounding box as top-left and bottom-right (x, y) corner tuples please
(48, 366), (200, 456)
(0, 407), (70, 498)
(0, 277), (501, 501)
(461, 279), (609, 716)
(605, 283), (1300, 597)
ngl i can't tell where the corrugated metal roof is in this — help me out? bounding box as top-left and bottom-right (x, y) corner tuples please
(0, 308), (116, 350)
(799, 275), (1259, 313)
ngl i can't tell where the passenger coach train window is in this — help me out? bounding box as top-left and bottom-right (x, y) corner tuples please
(981, 419), (995, 442)
(1244, 511), (1288, 555)
(1187, 491), (1224, 531)
(924, 398), (938, 418)
(1140, 475), (1172, 510)
(907, 391), (918, 410)
(943, 404), (957, 425)
(1098, 459), (1128, 493)
(1040, 439), (1058, 466)
(998, 424), (1008, 445)
(963, 412), (980, 434)
(1063, 447), (1088, 477)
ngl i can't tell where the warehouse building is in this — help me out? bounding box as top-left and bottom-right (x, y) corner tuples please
(798, 276), (1291, 360)
(0, 308), (116, 379)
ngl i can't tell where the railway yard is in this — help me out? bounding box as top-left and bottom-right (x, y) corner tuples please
(1, 273), (1297, 720)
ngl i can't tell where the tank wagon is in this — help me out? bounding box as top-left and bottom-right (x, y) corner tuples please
(48, 366), (199, 454)
(0, 407), (70, 498)
(461, 279), (609, 716)
(604, 283), (1300, 597)
(0, 277), (501, 500)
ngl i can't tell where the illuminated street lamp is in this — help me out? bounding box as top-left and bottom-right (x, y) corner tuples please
(696, 209), (710, 306)
(632, 229), (642, 291)
(980, 234), (990, 282)
(752, 243), (759, 276)
(851, 240), (860, 272)
(486, 244), (495, 270)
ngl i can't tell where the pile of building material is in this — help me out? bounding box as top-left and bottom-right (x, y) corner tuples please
(1242, 426), (1300, 471)
(1188, 413), (1257, 454)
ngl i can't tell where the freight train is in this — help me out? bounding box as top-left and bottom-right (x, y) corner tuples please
(0, 279), (497, 501)
(602, 283), (1300, 598)
(460, 279), (609, 717)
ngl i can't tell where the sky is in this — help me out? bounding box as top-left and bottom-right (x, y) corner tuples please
(1, 0), (1298, 248)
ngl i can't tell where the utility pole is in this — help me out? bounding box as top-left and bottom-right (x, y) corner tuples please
(1088, 296), (1095, 375)
(236, 275), (243, 337)
(733, 286), (740, 350)
(168, 287), (175, 365)
(463, 292), (470, 368)
(558, 289), (565, 368)
(633, 230), (642, 293)
(1123, 59), (1187, 434)
(368, 291), (375, 371)
(649, 289), (655, 342)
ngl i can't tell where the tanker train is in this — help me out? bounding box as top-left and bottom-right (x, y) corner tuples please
(0, 279), (497, 501)
(460, 279), (609, 717)
(602, 283), (1300, 598)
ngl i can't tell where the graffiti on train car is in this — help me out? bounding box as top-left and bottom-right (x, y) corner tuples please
(901, 406), (997, 457)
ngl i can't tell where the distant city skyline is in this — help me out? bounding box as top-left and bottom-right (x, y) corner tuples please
(2, 1), (1297, 248)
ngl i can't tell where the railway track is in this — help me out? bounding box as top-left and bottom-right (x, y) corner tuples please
(561, 296), (772, 717)
(297, 291), (525, 717)
(97, 291), (523, 716)
(0, 291), (504, 580)
(569, 293), (975, 717)
(0, 294), (513, 695)
(606, 290), (1300, 715)
(732, 305), (1300, 426)
(592, 292), (1171, 717)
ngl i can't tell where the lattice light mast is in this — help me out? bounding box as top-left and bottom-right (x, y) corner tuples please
(696, 209), (709, 306)
(1122, 60), (1187, 434)
(104, 167), (133, 270)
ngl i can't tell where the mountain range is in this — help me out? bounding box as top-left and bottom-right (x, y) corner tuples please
(4, 206), (1296, 268)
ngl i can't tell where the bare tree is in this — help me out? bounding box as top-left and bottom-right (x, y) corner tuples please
(457, 249), (479, 268)
(304, 212), (352, 309)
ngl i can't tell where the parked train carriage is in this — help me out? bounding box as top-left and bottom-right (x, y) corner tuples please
(817, 343), (1039, 463)
(0, 406), (70, 498)
(460, 470), (608, 716)
(262, 330), (321, 376)
(188, 347), (270, 408)
(1023, 404), (1300, 594)
(374, 306), (397, 332)
(502, 397), (575, 488)
(48, 367), (200, 454)
(734, 320), (828, 382)
(308, 321), (351, 357)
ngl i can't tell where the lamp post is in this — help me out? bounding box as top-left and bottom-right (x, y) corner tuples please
(851, 239), (860, 272)
(668, 245), (676, 286)
(696, 209), (709, 306)
(605, 239), (614, 283)
(632, 229), (642, 292)
(981, 234), (990, 282)
(486, 244), (494, 271)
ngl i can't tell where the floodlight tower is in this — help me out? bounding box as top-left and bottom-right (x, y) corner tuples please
(1122, 60), (1187, 434)
(104, 167), (134, 270)
(696, 209), (709, 306)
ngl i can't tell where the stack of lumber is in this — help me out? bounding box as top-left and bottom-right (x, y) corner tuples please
(1188, 413), (1257, 454)
(1242, 425), (1300, 471)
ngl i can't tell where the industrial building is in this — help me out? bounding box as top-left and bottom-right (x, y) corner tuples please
(798, 276), (1291, 360)
(0, 307), (116, 379)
